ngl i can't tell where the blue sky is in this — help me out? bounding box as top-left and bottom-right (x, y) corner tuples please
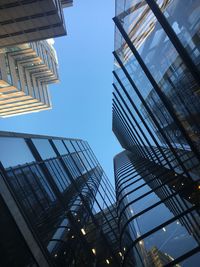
(0, 0), (121, 183)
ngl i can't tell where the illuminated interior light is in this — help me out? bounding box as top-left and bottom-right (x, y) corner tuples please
(92, 248), (96, 255)
(198, 185), (200, 190)
(162, 227), (166, 232)
(81, 228), (86, 235)
(71, 235), (75, 239)
(181, 183), (184, 186)
(63, 251), (66, 255)
(174, 173), (177, 176)
(119, 252), (122, 257)
(123, 247), (126, 251)
(54, 254), (57, 258)
(106, 259), (110, 264)
(78, 219), (80, 222)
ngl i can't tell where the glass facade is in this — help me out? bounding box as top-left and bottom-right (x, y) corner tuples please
(113, 0), (200, 266)
(0, 131), (120, 267)
(114, 150), (200, 266)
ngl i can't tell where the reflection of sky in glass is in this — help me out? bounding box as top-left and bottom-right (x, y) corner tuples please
(52, 139), (68, 155)
(47, 218), (69, 252)
(0, 137), (34, 168)
(143, 220), (199, 260)
(32, 138), (56, 159)
(117, 151), (200, 265)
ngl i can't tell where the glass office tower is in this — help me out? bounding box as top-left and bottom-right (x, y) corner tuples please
(0, 131), (120, 267)
(112, 0), (200, 266)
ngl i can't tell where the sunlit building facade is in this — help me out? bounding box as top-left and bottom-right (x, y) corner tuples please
(112, 0), (200, 266)
(0, 131), (120, 266)
(0, 40), (59, 117)
(0, 0), (73, 47)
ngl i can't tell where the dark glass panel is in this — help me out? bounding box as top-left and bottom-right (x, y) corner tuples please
(45, 159), (69, 192)
(0, 193), (37, 267)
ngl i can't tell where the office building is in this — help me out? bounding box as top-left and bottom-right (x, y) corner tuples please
(0, 0), (73, 47)
(0, 39), (59, 117)
(114, 150), (200, 266)
(112, 0), (200, 266)
(0, 131), (120, 266)
(0, 0), (73, 117)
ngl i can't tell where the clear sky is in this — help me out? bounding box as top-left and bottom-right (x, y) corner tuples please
(0, 0), (122, 184)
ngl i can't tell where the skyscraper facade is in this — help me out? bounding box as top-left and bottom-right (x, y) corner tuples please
(112, 0), (200, 266)
(0, 0), (73, 47)
(0, 131), (120, 266)
(0, 40), (59, 117)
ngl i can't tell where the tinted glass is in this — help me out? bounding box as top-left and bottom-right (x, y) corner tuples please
(0, 137), (34, 168)
(32, 139), (56, 159)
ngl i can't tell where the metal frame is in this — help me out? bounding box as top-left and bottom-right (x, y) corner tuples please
(113, 15), (200, 163)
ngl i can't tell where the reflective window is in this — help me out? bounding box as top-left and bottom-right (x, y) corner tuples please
(63, 140), (75, 153)
(71, 140), (81, 152)
(45, 159), (70, 192)
(32, 139), (56, 159)
(52, 139), (68, 155)
(156, 0), (200, 68)
(139, 216), (199, 264)
(0, 137), (34, 168)
(6, 163), (57, 220)
(115, 0), (200, 155)
(78, 151), (91, 171)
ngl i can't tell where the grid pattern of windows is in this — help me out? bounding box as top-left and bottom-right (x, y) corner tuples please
(114, 151), (200, 267)
(0, 132), (120, 267)
(113, 0), (200, 266)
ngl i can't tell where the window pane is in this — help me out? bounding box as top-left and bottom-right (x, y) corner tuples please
(156, 0), (200, 69)
(0, 137), (34, 168)
(32, 139), (56, 160)
(52, 139), (68, 155)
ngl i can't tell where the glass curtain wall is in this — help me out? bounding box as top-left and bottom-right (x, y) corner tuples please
(0, 132), (120, 267)
(113, 0), (200, 266)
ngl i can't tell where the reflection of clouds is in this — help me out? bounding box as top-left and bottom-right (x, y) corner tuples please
(173, 233), (188, 240)
(159, 224), (179, 250)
